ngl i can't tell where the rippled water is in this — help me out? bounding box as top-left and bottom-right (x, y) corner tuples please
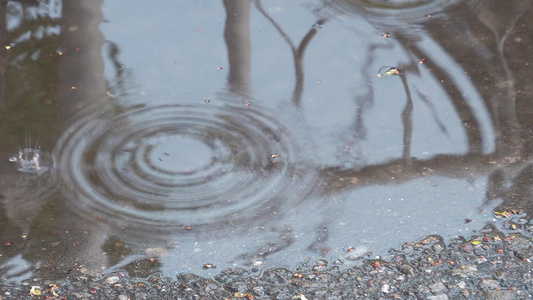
(54, 103), (317, 237)
(327, 0), (461, 20)
(1, 0), (532, 281)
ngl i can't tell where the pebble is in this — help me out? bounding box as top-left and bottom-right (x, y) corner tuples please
(454, 265), (478, 278)
(427, 295), (448, 300)
(479, 278), (500, 290)
(0, 220), (531, 299)
(429, 282), (446, 293)
(105, 276), (120, 285)
(484, 290), (516, 300)
(460, 241), (473, 253)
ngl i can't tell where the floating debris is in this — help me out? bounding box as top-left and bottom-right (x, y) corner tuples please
(202, 263), (216, 269)
(377, 67), (402, 77)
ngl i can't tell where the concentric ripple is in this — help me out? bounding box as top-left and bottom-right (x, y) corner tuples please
(326, 0), (462, 28)
(55, 104), (315, 234)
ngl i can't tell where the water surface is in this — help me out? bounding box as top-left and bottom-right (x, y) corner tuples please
(1, 0), (532, 281)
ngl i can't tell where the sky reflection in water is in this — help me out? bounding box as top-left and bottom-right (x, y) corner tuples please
(0, 0), (530, 280)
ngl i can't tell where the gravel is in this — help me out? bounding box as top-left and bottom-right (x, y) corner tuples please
(1, 215), (532, 300)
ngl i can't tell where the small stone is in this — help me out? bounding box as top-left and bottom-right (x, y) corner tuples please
(479, 278), (500, 290)
(427, 295), (448, 300)
(396, 262), (415, 276)
(105, 276), (120, 285)
(454, 265), (478, 278)
(381, 284), (390, 293)
(484, 290), (516, 300)
(117, 295), (129, 300)
(460, 241), (473, 253)
(476, 257), (488, 264)
(457, 281), (466, 289)
(429, 282), (446, 293)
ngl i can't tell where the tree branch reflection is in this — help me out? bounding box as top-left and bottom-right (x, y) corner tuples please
(255, 0), (327, 105)
(224, 0), (251, 95)
(319, 0), (529, 217)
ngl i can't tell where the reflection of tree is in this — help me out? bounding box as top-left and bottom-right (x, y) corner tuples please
(223, 0), (327, 103)
(1, 0), (531, 279)
(223, 0), (251, 95)
(318, 0), (532, 216)
(0, 1), (6, 105)
(220, 0), (533, 260)
(0, 1), (61, 149)
(242, 0), (528, 202)
(255, 0), (327, 105)
(0, 0), (64, 282)
(0, 0), (153, 282)
(104, 40), (140, 99)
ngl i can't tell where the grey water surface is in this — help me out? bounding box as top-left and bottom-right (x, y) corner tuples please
(1, 0), (532, 282)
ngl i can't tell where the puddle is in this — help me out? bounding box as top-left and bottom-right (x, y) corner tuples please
(1, 0), (532, 283)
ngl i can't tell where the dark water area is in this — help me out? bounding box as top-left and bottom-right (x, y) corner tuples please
(0, 0), (532, 283)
